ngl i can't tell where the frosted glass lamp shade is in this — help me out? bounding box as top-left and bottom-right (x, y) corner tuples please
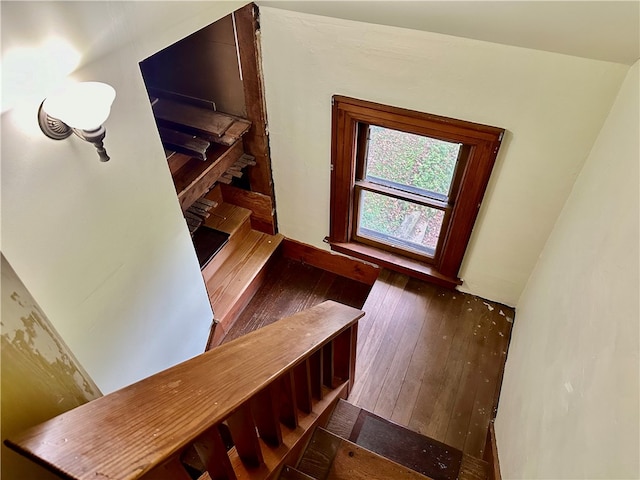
(38, 81), (116, 161)
(42, 82), (116, 131)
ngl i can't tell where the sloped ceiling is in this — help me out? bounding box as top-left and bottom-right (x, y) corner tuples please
(258, 1), (640, 65)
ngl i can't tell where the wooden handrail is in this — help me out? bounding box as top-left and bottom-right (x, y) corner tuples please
(6, 300), (364, 480)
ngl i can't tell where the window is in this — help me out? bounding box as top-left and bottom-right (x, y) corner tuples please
(329, 96), (504, 287)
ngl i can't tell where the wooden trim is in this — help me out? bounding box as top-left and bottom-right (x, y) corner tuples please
(281, 238), (379, 285)
(235, 3), (276, 201)
(330, 95), (504, 284)
(484, 422), (502, 480)
(329, 240), (462, 289)
(333, 95), (504, 139)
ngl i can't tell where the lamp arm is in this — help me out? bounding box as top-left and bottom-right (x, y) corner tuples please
(72, 127), (110, 162)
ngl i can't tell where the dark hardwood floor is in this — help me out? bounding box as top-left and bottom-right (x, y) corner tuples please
(224, 259), (514, 460)
(222, 255), (371, 342)
(349, 269), (514, 458)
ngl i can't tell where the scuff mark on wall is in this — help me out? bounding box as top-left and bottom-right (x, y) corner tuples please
(1, 254), (102, 479)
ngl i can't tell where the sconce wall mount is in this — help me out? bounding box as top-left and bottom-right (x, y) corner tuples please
(38, 82), (115, 162)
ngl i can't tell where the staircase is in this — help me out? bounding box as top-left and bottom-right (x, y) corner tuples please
(279, 399), (488, 480)
(188, 185), (282, 347)
(5, 302), (363, 480)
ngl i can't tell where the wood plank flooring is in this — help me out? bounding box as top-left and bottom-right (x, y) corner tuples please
(224, 260), (514, 460)
(348, 269), (514, 458)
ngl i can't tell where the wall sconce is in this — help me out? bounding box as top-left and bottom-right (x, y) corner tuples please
(38, 82), (116, 162)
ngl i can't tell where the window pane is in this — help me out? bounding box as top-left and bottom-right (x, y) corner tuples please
(357, 190), (445, 255)
(365, 126), (460, 198)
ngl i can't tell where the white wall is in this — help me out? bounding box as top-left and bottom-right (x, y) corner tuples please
(258, 7), (628, 306)
(1, 1), (245, 394)
(496, 61), (639, 478)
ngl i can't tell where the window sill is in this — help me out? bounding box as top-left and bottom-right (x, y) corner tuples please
(327, 240), (462, 290)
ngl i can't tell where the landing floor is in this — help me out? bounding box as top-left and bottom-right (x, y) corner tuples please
(349, 269), (514, 458)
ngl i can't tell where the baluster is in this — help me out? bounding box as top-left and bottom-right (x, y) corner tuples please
(227, 403), (263, 468)
(278, 370), (298, 429)
(193, 425), (237, 480)
(333, 327), (354, 391)
(322, 341), (335, 388)
(293, 359), (313, 414)
(309, 348), (323, 400)
(251, 383), (282, 447)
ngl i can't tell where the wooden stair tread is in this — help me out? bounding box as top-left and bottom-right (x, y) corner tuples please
(202, 201), (252, 237)
(296, 428), (432, 480)
(323, 400), (488, 480)
(206, 230), (284, 322)
(200, 201), (253, 284)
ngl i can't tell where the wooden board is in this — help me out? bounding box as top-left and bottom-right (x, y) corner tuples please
(6, 302), (364, 480)
(218, 119), (252, 146)
(158, 127), (210, 161)
(153, 98), (234, 138)
(329, 241), (461, 289)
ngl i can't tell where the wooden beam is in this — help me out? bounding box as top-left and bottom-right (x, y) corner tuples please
(235, 4), (275, 199)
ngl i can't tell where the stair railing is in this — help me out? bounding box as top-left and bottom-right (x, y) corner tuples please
(5, 300), (363, 480)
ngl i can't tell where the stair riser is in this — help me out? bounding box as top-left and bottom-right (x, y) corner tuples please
(202, 219), (252, 279)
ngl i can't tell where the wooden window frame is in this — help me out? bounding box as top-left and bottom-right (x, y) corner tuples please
(328, 96), (504, 288)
